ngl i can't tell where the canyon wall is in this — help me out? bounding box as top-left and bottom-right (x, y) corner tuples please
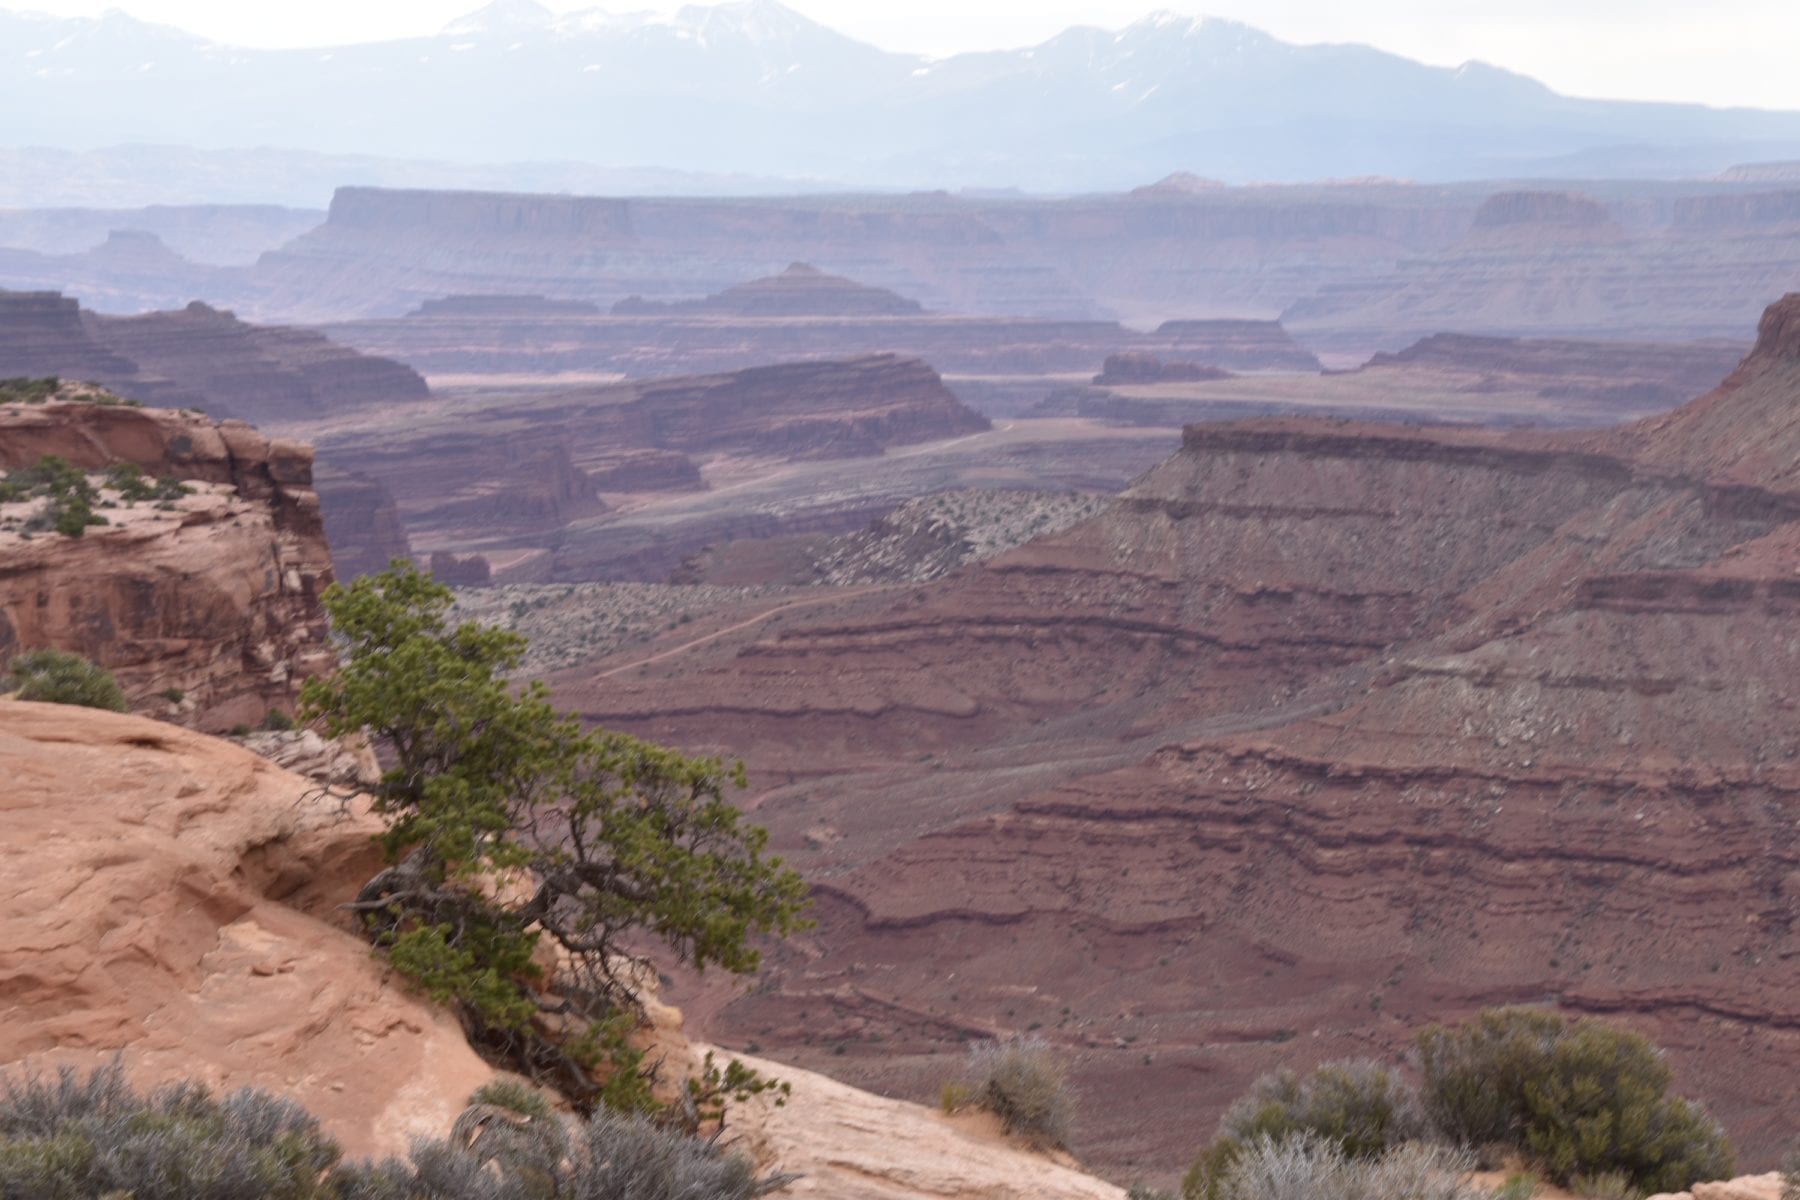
(551, 296), (1800, 1179)
(316, 354), (990, 550)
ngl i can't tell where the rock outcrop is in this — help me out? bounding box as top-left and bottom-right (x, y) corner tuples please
(0, 399), (336, 730)
(238, 183), (1477, 326)
(0, 701), (495, 1160)
(1649, 1173), (1784, 1200)
(554, 296), (1800, 1177)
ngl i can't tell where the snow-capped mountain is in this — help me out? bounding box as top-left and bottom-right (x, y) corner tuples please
(5, 1), (1800, 190)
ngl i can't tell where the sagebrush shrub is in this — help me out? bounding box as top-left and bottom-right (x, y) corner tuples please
(1183, 1059), (1423, 1200)
(6, 649), (128, 711)
(960, 1036), (1075, 1150)
(0, 1061), (343, 1200)
(0, 1064), (788, 1200)
(1416, 1008), (1731, 1194)
(1216, 1134), (1486, 1200)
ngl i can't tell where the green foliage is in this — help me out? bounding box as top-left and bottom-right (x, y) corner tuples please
(683, 1050), (791, 1131)
(1183, 1060), (1422, 1200)
(1493, 1171), (1539, 1200)
(104, 463), (192, 505)
(6, 650), (128, 712)
(299, 562), (811, 1118)
(1, 455), (106, 537)
(259, 708), (296, 732)
(958, 1036), (1074, 1150)
(0, 377), (60, 405)
(1416, 1008), (1732, 1194)
(0, 379), (139, 408)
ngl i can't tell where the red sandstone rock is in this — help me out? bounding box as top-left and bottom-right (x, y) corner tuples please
(0, 400), (336, 730)
(0, 701), (496, 1160)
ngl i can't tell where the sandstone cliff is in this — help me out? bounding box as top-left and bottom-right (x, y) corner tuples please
(554, 296), (1800, 1177)
(0, 399), (336, 730)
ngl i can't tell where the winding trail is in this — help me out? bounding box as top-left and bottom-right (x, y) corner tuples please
(593, 584), (893, 678)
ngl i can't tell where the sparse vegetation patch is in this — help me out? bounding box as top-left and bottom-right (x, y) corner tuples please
(5, 650), (128, 712)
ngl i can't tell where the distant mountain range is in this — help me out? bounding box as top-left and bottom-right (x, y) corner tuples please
(7, 0), (1800, 192)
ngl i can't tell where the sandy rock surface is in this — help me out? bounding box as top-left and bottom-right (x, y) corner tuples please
(0, 700), (494, 1159)
(705, 1043), (1126, 1200)
(1651, 1173), (1786, 1200)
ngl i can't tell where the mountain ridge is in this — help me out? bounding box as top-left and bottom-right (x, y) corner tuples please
(8, 2), (1800, 189)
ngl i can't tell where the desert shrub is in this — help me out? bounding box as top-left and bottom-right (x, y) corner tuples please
(1416, 1008), (1731, 1194)
(1183, 1060), (1422, 1200)
(1214, 1134), (1485, 1200)
(958, 1036), (1074, 1149)
(4, 455), (106, 537)
(0, 1063), (792, 1200)
(106, 463), (157, 503)
(1222, 1060), (1423, 1159)
(1493, 1171), (1539, 1200)
(0, 1061), (344, 1200)
(1570, 1170), (1641, 1200)
(260, 708), (296, 732)
(399, 1103), (788, 1200)
(0, 377), (60, 405)
(6, 649), (128, 712)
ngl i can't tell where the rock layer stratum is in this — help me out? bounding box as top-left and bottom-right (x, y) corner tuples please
(553, 295), (1800, 1179)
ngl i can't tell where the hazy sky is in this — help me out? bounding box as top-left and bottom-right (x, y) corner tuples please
(19, 0), (1800, 111)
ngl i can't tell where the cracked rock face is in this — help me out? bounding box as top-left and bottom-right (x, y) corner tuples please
(0, 399), (337, 731)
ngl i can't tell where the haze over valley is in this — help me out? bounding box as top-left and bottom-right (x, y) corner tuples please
(3, 3), (1800, 1197)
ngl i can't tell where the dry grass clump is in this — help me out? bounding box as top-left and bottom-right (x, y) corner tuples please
(952, 1036), (1075, 1151)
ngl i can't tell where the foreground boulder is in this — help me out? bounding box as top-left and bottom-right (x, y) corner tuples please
(0, 700), (493, 1159)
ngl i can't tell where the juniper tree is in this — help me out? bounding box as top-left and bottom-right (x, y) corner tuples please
(300, 563), (809, 1115)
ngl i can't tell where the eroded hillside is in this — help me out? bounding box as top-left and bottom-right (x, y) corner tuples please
(551, 295), (1800, 1178)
